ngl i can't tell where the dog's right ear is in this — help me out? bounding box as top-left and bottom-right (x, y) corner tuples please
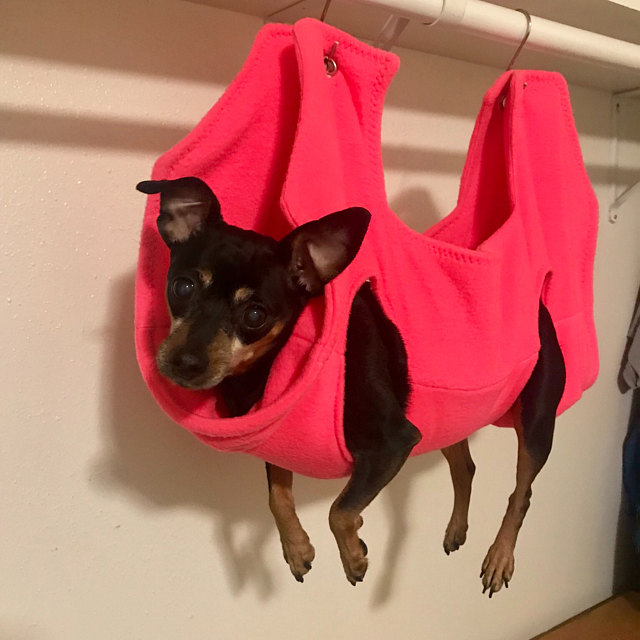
(136, 177), (222, 246)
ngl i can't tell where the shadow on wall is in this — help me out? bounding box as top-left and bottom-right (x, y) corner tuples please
(0, 106), (189, 155)
(0, 107), (633, 190)
(93, 271), (441, 604)
(2, 0), (633, 183)
(0, 0), (257, 86)
(94, 271), (287, 599)
(0, 0), (627, 142)
(390, 186), (443, 233)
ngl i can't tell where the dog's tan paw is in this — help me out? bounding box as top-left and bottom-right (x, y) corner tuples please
(281, 535), (315, 583)
(339, 538), (368, 586)
(443, 518), (468, 555)
(329, 513), (369, 585)
(480, 541), (515, 597)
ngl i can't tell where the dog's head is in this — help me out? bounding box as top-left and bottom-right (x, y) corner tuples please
(137, 177), (370, 390)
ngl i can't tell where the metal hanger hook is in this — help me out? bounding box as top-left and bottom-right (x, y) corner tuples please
(320, 0), (333, 22)
(506, 8), (532, 71)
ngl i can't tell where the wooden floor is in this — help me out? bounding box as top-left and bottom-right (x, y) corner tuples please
(532, 592), (640, 639)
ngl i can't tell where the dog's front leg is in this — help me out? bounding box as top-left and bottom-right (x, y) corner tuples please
(266, 463), (315, 582)
(330, 283), (421, 585)
(329, 419), (421, 585)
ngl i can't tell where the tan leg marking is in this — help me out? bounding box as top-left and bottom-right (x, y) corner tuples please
(329, 496), (368, 586)
(267, 465), (315, 582)
(441, 439), (475, 555)
(327, 426), (420, 586)
(481, 420), (543, 597)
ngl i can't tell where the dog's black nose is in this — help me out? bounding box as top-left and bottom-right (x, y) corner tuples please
(171, 350), (208, 379)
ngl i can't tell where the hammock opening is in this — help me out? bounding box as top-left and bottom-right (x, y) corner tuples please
(427, 95), (512, 251)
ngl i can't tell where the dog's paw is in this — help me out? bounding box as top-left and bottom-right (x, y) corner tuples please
(344, 556), (368, 586)
(330, 513), (369, 585)
(345, 537), (369, 586)
(443, 518), (468, 555)
(280, 535), (315, 583)
(338, 538), (368, 586)
(480, 541), (515, 597)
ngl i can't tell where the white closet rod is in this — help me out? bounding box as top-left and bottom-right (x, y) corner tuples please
(352, 0), (640, 73)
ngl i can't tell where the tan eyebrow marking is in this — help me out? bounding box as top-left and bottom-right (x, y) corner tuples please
(197, 269), (213, 287)
(233, 287), (254, 303)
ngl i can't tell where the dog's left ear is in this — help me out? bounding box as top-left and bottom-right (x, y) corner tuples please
(136, 177), (222, 246)
(281, 207), (371, 296)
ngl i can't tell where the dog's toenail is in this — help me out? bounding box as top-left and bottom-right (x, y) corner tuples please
(295, 574), (303, 583)
(304, 561), (312, 570)
(360, 539), (368, 556)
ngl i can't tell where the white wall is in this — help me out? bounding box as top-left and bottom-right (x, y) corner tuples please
(2, 1), (639, 639)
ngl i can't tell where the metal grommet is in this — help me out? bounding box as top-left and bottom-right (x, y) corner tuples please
(501, 82), (528, 109)
(324, 56), (338, 76)
(324, 41), (339, 77)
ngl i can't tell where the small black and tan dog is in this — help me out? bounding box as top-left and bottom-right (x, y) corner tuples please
(136, 177), (566, 596)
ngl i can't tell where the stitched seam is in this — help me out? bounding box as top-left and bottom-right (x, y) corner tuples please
(422, 243), (495, 264)
(411, 352), (539, 393)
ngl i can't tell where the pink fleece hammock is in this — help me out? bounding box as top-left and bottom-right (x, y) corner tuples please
(136, 19), (599, 479)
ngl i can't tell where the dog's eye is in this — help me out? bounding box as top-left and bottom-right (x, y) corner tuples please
(171, 277), (196, 300)
(243, 304), (267, 330)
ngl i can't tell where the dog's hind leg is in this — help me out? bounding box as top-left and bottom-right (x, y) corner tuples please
(480, 301), (566, 597)
(441, 439), (476, 555)
(266, 463), (315, 583)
